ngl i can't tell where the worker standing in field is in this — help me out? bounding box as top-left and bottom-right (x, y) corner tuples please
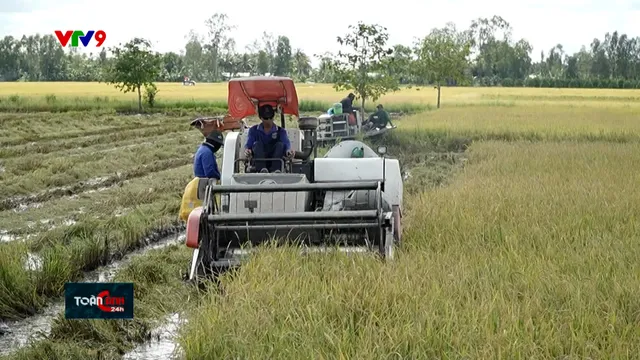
(180, 130), (224, 222)
(340, 93), (361, 126)
(193, 130), (224, 180)
(340, 93), (356, 114)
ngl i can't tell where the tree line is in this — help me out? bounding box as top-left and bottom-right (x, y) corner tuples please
(2, 13), (640, 92)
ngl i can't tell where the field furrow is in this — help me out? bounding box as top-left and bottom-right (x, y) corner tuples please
(0, 164), (194, 236)
(0, 113), (187, 146)
(0, 157), (194, 212)
(0, 133), (201, 199)
(0, 208), (185, 320)
(1, 130), (196, 174)
(0, 124), (191, 158)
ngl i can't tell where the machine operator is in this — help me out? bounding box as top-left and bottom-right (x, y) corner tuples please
(244, 104), (295, 173)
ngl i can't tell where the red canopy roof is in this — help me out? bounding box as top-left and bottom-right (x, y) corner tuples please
(227, 76), (299, 119)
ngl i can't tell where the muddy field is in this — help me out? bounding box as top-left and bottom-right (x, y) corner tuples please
(1, 90), (640, 359)
(0, 111), (203, 358)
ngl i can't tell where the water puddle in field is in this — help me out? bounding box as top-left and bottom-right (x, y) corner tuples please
(0, 232), (185, 356)
(85, 233), (185, 282)
(17, 218), (78, 237)
(25, 252), (43, 271)
(0, 230), (35, 243)
(12, 202), (43, 213)
(114, 207), (131, 218)
(0, 303), (63, 353)
(0, 229), (17, 242)
(122, 313), (185, 360)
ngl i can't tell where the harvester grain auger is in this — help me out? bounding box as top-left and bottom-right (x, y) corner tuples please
(189, 114), (248, 136)
(184, 76), (404, 280)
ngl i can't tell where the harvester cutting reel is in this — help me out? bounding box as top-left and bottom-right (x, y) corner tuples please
(184, 178), (400, 281)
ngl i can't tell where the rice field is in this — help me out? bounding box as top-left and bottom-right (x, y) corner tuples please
(3, 81), (640, 113)
(0, 83), (639, 359)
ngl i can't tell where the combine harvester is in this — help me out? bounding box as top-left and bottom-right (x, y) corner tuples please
(316, 103), (397, 146)
(184, 76), (404, 280)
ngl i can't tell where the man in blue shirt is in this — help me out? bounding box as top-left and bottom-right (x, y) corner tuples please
(244, 104), (294, 173)
(193, 130), (224, 179)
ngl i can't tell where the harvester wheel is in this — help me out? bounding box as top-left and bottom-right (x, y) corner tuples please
(393, 205), (402, 247)
(383, 227), (395, 260)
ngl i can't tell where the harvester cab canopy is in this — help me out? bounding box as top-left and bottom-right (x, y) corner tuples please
(227, 76), (300, 128)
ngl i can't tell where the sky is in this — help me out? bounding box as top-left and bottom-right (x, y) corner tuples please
(0, 0), (638, 67)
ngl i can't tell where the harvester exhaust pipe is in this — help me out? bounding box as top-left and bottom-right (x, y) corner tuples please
(295, 117), (318, 160)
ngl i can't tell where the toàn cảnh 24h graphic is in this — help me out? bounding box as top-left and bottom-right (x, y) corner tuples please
(64, 282), (134, 319)
(54, 30), (106, 47)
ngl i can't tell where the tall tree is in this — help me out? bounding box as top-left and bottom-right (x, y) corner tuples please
(105, 38), (162, 112)
(273, 36), (292, 76)
(292, 49), (312, 81)
(591, 38), (610, 79)
(0, 36), (22, 80)
(184, 30), (204, 80)
(161, 52), (184, 81)
(469, 15), (512, 56)
(565, 55), (578, 79)
(204, 13), (235, 81)
(383, 44), (417, 84)
(415, 23), (472, 108)
(575, 46), (593, 79)
(327, 22), (399, 111)
(256, 50), (269, 75)
(313, 53), (336, 83)
(545, 44), (564, 78)
(261, 32), (277, 74)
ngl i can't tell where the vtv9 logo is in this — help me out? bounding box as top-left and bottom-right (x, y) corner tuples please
(54, 30), (106, 47)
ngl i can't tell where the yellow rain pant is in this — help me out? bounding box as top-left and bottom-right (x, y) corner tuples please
(179, 178), (220, 222)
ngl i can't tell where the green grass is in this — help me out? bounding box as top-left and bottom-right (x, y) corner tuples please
(0, 112), (211, 321)
(0, 210), (184, 321)
(0, 123), (189, 159)
(0, 162), (195, 320)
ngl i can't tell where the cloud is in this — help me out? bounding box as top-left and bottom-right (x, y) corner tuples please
(0, 0), (36, 13)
